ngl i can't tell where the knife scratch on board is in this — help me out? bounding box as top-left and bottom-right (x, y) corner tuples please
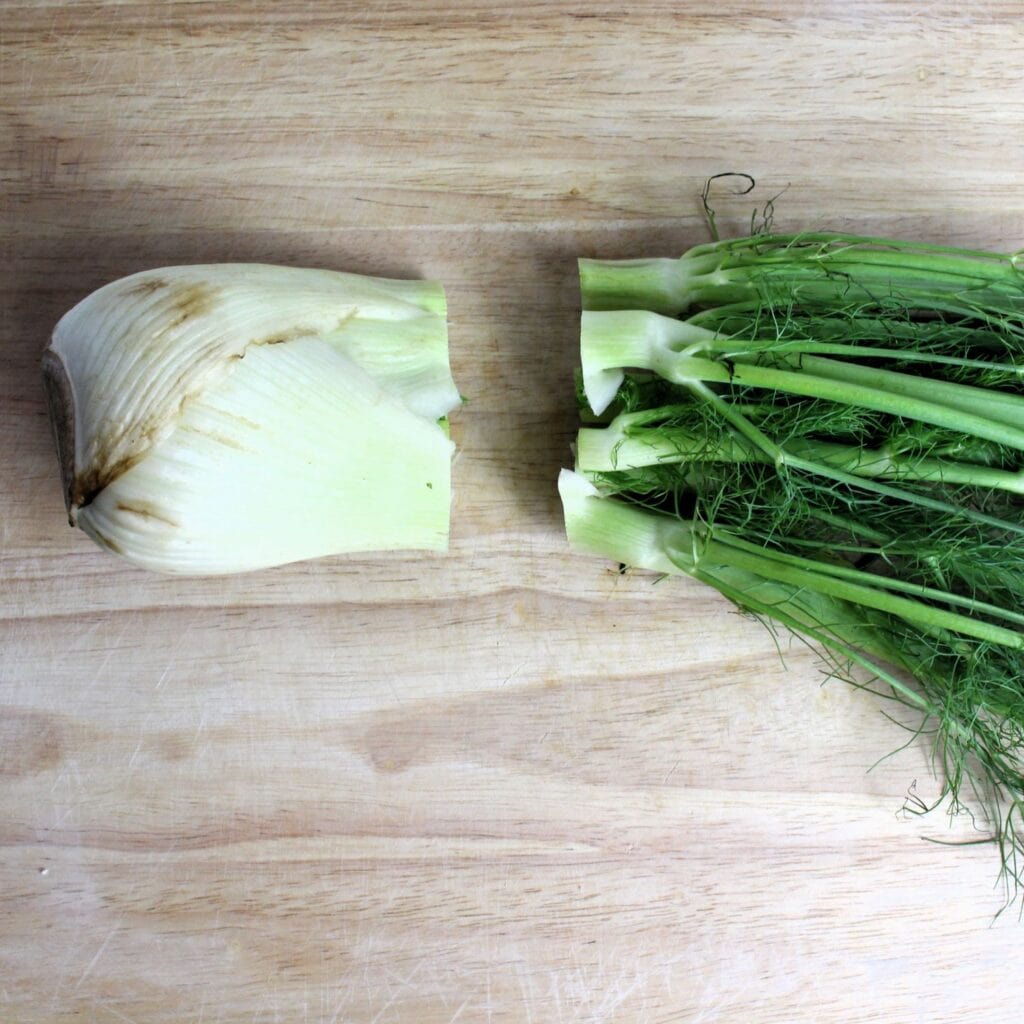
(72, 920), (122, 992)
(96, 1002), (140, 1024)
(157, 610), (204, 690)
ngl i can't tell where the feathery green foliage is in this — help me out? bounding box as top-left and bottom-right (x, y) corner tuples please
(565, 218), (1024, 910)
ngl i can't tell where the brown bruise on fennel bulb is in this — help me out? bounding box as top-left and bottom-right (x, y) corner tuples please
(42, 275), (330, 529)
(43, 276), (230, 522)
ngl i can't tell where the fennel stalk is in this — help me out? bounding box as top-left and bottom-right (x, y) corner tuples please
(565, 230), (1024, 910)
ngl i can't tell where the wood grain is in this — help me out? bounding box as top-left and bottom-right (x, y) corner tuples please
(3, 2), (1024, 1022)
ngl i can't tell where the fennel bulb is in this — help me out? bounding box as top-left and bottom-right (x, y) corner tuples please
(43, 264), (459, 575)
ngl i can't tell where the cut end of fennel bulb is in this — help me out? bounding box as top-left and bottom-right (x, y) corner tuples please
(43, 263), (460, 575)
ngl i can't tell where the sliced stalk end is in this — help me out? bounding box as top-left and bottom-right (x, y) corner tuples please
(559, 469), (688, 576)
(579, 257), (695, 315)
(575, 425), (628, 473)
(580, 310), (714, 415)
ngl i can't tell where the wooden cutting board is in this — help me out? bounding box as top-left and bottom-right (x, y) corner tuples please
(3, 3), (1024, 1021)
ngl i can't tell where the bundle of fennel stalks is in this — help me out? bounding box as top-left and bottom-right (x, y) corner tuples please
(560, 224), (1024, 905)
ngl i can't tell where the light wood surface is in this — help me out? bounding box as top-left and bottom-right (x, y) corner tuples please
(4, 2), (1024, 1021)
